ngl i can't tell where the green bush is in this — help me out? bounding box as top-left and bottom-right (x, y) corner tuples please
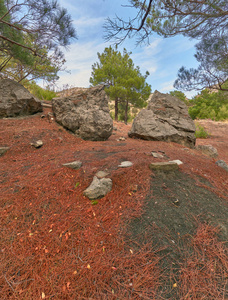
(25, 81), (56, 101)
(188, 89), (228, 121)
(195, 123), (210, 139)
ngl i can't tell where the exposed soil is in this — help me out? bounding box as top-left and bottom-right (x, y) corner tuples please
(0, 110), (228, 299)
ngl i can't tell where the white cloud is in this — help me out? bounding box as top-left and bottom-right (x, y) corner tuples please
(73, 17), (104, 29)
(55, 41), (107, 89)
(160, 81), (175, 93)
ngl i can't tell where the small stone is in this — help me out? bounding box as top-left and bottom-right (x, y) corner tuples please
(132, 185), (138, 192)
(0, 147), (10, 156)
(216, 160), (228, 172)
(113, 126), (118, 131)
(117, 137), (126, 141)
(118, 161), (133, 168)
(95, 170), (109, 179)
(169, 160), (183, 165)
(149, 162), (179, 171)
(30, 140), (43, 148)
(151, 151), (163, 158)
(63, 161), (82, 170)
(196, 145), (218, 158)
(83, 176), (112, 200)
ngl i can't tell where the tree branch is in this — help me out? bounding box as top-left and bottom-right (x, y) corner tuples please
(0, 34), (41, 57)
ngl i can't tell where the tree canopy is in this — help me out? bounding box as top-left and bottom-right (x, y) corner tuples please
(174, 33), (228, 92)
(0, 0), (76, 83)
(104, 0), (228, 44)
(90, 46), (151, 123)
(104, 0), (228, 92)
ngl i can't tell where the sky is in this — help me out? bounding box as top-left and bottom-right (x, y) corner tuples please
(55, 0), (199, 98)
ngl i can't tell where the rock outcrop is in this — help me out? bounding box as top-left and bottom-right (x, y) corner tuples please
(0, 79), (43, 118)
(128, 90), (196, 148)
(52, 85), (113, 141)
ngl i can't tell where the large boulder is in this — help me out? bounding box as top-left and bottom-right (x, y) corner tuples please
(128, 90), (196, 148)
(52, 85), (113, 141)
(0, 79), (43, 118)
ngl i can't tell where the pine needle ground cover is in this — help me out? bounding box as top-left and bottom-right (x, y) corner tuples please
(0, 110), (228, 299)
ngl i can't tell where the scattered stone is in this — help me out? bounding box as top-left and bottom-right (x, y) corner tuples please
(30, 140), (43, 148)
(216, 160), (228, 172)
(149, 162), (179, 171)
(41, 114), (45, 118)
(196, 145), (218, 158)
(113, 126), (118, 131)
(117, 137), (126, 141)
(63, 161), (82, 170)
(52, 85), (113, 141)
(0, 147), (10, 156)
(151, 151), (164, 158)
(169, 160), (183, 165)
(83, 176), (112, 200)
(0, 79), (43, 118)
(128, 90), (196, 148)
(132, 185), (138, 192)
(118, 161), (133, 168)
(95, 170), (109, 179)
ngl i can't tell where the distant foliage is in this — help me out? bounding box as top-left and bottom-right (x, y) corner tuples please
(195, 123), (210, 139)
(169, 90), (190, 106)
(25, 82), (56, 101)
(189, 89), (228, 121)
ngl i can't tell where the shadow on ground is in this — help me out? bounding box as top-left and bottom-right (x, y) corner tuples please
(128, 170), (228, 298)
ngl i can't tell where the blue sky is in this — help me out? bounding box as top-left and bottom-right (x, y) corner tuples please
(56, 0), (199, 98)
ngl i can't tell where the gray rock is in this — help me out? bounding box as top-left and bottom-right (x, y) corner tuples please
(83, 176), (112, 200)
(216, 160), (228, 172)
(169, 160), (183, 165)
(52, 85), (113, 141)
(95, 170), (109, 179)
(0, 147), (10, 156)
(63, 161), (82, 170)
(151, 151), (164, 158)
(149, 162), (179, 171)
(128, 91), (196, 148)
(118, 161), (133, 168)
(30, 140), (43, 148)
(0, 79), (43, 118)
(196, 145), (218, 158)
(117, 137), (126, 141)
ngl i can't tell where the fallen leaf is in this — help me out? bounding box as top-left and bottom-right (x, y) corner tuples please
(91, 200), (98, 205)
(75, 182), (80, 188)
(41, 292), (45, 299)
(87, 264), (91, 269)
(173, 283), (178, 288)
(130, 249), (133, 254)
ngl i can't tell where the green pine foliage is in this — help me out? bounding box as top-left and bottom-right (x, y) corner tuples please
(189, 89), (228, 121)
(25, 81), (56, 101)
(90, 46), (151, 123)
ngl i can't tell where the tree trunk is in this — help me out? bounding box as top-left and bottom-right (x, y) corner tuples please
(124, 99), (129, 124)
(115, 97), (119, 121)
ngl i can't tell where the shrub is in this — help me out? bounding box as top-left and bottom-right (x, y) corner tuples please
(25, 81), (57, 101)
(195, 123), (210, 139)
(189, 89), (228, 121)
